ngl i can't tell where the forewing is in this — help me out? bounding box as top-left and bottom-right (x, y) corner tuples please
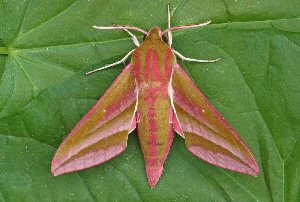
(52, 64), (137, 176)
(171, 64), (259, 176)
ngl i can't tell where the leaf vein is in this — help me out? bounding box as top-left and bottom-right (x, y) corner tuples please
(12, 0), (79, 45)
(15, 36), (134, 51)
(77, 173), (97, 202)
(110, 165), (144, 201)
(11, 0), (32, 45)
(12, 54), (38, 94)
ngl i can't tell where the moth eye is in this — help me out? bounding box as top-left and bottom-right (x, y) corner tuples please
(143, 34), (147, 41)
(162, 35), (167, 43)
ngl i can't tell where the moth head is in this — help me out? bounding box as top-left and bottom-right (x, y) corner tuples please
(144, 27), (167, 43)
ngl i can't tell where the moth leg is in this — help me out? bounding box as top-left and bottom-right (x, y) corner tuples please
(167, 4), (173, 47)
(109, 23), (140, 46)
(85, 49), (135, 75)
(123, 29), (140, 47)
(173, 50), (221, 63)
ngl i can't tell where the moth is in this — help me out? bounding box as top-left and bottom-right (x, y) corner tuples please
(52, 5), (260, 188)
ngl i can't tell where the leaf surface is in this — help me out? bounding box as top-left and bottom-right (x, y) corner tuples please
(1, 0), (299, 201)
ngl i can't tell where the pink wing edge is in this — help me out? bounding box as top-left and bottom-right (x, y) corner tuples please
(52, 64), (138, 176)
(169, 64), (260, 176)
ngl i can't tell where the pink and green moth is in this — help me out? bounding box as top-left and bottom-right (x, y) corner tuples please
(52, 5), (260, 188)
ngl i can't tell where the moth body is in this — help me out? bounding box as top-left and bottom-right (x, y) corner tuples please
(52, 7), (260, 189)
(132, 27), (176, 187)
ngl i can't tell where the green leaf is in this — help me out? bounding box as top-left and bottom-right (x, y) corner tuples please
(1, 0), (299, 201)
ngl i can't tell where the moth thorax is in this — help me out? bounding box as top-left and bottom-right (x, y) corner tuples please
(146, 27), (162, 40)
